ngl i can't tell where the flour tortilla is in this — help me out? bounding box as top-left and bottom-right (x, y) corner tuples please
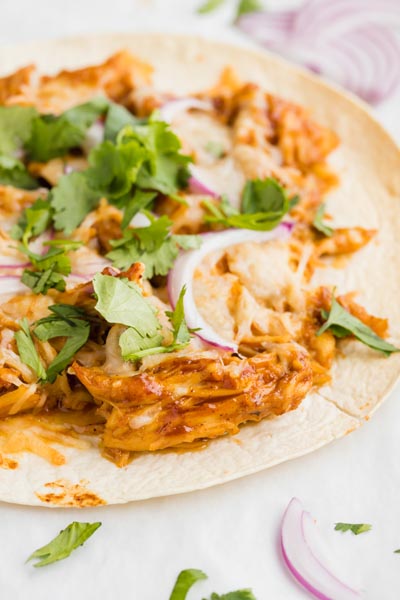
(0, 33), (399, 506)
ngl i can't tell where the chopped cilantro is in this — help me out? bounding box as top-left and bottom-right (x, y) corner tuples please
(394, 549), (400, 554)
(318, 297), (399, 356)
(107, 214), (201, 277)
(14, 318), (47, 381)
(236, 0), (263, 18)
(27, 521), (101, 567)
(204, 592), (256, 600)
(203, 177), (290, 231)
(11, 198), (54, 245)
(0, 156), (38, 189)
(104, 103), (142, 142)
(120, 190), (157, 229)
(26, 98), (109, 162)
(93, 274), (192, 361)
(18, 239), (82, 294)
(50, 171), (101, 234)
(313, 203), (334, 237)
(0, 105), (38, 156)
(197, 0), (226, 13)
(33, 304), (91, 382)
(169, 569), (208, 600)
(334, 523), (372, 535)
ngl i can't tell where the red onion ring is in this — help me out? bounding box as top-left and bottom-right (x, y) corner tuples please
(167, 224), (291, 352)
(281, 498), (362, 600)
(159, 98), (213, 124)
(237, 0), (400, 104)
(188, 165), (220, 198)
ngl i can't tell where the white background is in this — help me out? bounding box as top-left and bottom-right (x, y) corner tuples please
(0, 1), (399, 598)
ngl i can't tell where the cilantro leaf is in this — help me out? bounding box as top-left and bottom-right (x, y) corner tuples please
(26, 98), (109, 162)
(93, 273), (160, 334)
(50, 171), (100, 234)
(119, 327), (165, 360)
(33, 304), (91, 382)
(318, 297), (399, 356)
(241, 177), (289, 217)
(104, 103), (142, 142)
(18, 240), (81, 295)
(334, 523), (372, 535)
(313, 203), (334, 237)
(107, 215), (201, 278)
(11, 198), (54, 245)
(394, 549), (400, 554)
(204, 178), (290, 231)
(205, 591), (256, 600)
(27, 521), (101, 568)
(166, 286), (191, 347)
(122, 118), (192, 195)
(86, 138), (147, 201)
(0, 156), (38, 189)
(236, 0), (263, 18)
(0, 106), (38, 156)
(121, 190), (157, 229)
(14, 318), (47, 381)
(169, 569), (208, 600)
(197, 0), (226, 13)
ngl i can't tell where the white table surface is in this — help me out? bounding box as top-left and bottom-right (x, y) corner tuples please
(0, 1), (399, 598)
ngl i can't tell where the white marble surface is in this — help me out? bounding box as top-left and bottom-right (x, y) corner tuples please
(0, 1), (399, 598)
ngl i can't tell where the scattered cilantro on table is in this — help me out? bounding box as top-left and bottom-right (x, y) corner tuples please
(334, 523), (372, 535)
(27, 522), (101, 567)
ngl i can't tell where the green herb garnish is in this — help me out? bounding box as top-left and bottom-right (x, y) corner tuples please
(33, 304), (91, 382)
(169, 569), (208, 600)
(93, 274), (192, 361)
(334, 523), (372, 535)
(14, 318), (47, 381)
(318, 297), (399, 356)
(204, 177), (290, 231)
(204, 592), (257, 600)
(197, 0), (226, 14)
(27, 521), (101, 567)
(313, 203), (334, 237)
(107, 214), (201, 278)
(0, 156), (38, 189)
(236, 0), (263, 18)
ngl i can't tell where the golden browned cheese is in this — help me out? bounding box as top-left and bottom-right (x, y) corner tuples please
(73, 343), (313, 452)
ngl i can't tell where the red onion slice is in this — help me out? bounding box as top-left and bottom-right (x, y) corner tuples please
(237, 1), (400, 103)
(159, 98), (213, 123)
(168, 224), (291, 352)
(281, 498), (362, 600)
(188, 165), (220, 198)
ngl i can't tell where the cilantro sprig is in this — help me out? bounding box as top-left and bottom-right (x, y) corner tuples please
(18, 239), (82, 294)
(168, 569), (256, 600)
(107, 214), (201, 277)
(203, 177), (290, 231)
(27, 522), (101, 567)
(318, 296), (399, 356)
(15, 305), (92, 382)
(93, 274), (193, 362)
(334, 523), (372, 536)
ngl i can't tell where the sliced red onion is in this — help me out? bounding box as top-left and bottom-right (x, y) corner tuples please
(237, 1), (400, 104)
(293, 0), (400, 43)
(281, 498), (362, 600)
(159, 98), (213, 124)
(168, 224), (291, 352)
(188, 165), (220, 198)
(82, 120), (105, 154)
